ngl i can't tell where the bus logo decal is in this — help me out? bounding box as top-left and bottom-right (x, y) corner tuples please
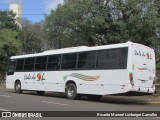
(37, 73), (45, 81)
(135, 50), (152, 59)
(63, 73), (100, 81)
(24, 73), (45, 81)
(146, 53), (152, 59)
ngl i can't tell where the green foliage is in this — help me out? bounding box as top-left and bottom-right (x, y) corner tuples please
(0, 10), (21, 75)
(44, 0), (159, 48)
(20, 18), (47, 54)
(0, 29), (21, 73)
(0, 10), (19, 31)
(157, 63), (160, 70)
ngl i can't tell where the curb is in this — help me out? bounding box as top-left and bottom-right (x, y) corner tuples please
(144, 102), (160, 104)
(103, 96), (160, 105)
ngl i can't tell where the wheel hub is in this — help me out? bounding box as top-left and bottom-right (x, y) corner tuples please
(16, 84), (20, 91)
(68, 87), (74, 97)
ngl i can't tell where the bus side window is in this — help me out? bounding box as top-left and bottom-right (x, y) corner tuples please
(7, 60), (16, 75)
(118, 47), (128, 69)
(78, 52), (96, 69)
(61, 53), (77, 69)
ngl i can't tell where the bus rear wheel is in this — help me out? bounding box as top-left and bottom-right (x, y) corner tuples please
(15, 81), (22, 93)
(65, 83), (78, 100)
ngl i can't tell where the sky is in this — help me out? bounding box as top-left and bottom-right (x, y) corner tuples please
(0, 0), (64, 23)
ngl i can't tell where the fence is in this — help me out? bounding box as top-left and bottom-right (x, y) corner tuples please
(0, 74), (6, 86)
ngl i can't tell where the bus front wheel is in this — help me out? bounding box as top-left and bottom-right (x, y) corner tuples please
(15, 81), (22, 93)
(65, 83), (78, 100)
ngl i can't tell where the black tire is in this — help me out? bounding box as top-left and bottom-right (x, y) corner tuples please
(88, 95), (102, 101)
(65, 83), (78, 100)
(37, 91), (45, 96)
(15, 81), (22, 93)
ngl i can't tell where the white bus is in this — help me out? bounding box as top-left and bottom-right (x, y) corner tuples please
(6, 41), (156, 100)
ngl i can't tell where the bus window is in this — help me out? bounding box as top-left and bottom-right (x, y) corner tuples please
(7, 60), (16, 75)
(35, 56), (47, 70)
(118, 47), (128, 69)
(61, 53), (77, 69)
(47, 55), (60, 70)
(97, 49), (117, 69)
(24, 57), (35, 71)
(16, 59), (24, 71)
(78, 51), (96, 69)
(96, 50), (108, 68)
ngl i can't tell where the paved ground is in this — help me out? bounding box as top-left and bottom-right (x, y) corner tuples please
(0, 86), (160, 111)
(0, 86), (160, 119)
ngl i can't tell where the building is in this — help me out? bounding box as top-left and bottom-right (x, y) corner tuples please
(9, 0), (22, 29)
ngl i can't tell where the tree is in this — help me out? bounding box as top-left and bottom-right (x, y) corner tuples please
(151, 0), (160, 68)
(20, 18), (47, 54)
(0, 10), (19, 31)
(0, 29), (21, 74)
(44, 0), (108, 48)
(44, 0), (158, 48)
(109, 0), (158, 46)
(0, 10), (21, 76)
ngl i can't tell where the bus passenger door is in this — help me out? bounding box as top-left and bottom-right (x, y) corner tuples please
(6, 60), (16, 89)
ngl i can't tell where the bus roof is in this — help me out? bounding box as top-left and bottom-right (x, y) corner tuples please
(10, 41), (153, 59)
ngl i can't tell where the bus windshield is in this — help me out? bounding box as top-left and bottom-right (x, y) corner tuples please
(7, 60), (15, 75)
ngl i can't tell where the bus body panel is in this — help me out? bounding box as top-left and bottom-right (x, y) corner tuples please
(6, 42), (156, 96)
(6, 69), (128, 95)
(129, 43), (155, 93)
(62, 70), (128, 95)
(6, 76), (14, 89)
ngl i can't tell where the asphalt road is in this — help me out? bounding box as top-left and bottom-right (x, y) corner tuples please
(0, 87), (160, 119)
(0, 87), (159, 111)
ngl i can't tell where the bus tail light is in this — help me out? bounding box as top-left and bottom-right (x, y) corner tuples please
(129, 72), (134, 86)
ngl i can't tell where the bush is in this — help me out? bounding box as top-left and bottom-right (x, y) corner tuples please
(155, 84), (160, 94)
